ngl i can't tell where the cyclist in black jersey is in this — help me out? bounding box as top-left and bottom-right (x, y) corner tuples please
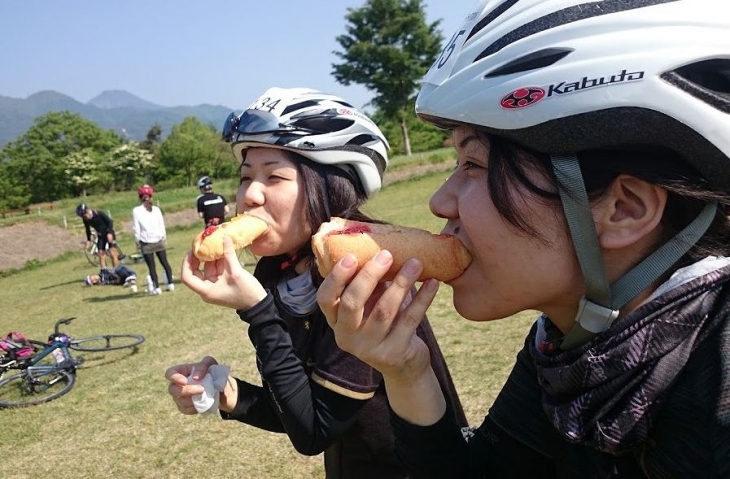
(196, 175), (229, 226)
(76, 203), (121, 268)
(84, 265), (137, 292)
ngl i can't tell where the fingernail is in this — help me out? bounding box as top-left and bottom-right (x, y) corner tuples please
(422, 278), (439, 293)
(374, 250), (391, 266)
(403, 258), (420, 276)
(340, 254), (356, 268)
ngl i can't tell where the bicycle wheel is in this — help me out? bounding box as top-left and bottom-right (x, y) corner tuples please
(0, 367), (75, 407)
(113, 243), (127, 262)
(84, 239), (99, 267)
(69, 334), (145, 352)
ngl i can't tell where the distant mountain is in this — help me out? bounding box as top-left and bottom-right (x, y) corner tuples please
(0, 90), (233, 147)
(88, 90), (162, 110)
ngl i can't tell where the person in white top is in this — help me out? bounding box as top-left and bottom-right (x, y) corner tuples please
(132, 184), (174, 295)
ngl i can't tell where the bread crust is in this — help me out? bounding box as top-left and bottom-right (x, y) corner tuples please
(192, 213), (269, 262)
(312, 217), (472, 282)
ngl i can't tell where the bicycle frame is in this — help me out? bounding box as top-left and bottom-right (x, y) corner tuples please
(22, 335), (78, 375)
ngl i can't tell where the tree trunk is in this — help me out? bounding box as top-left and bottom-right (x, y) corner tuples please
(400, 117), (412, 156)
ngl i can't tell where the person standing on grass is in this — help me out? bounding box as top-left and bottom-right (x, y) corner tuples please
(164, 87), (466, 479)
(131, 184), (174, 295)
(316, 1), (730, 477)
(196, 175), (229, 227)
(76, 203), (122, 268)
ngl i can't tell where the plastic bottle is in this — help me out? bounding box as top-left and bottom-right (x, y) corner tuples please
(51, 348), (65, 365)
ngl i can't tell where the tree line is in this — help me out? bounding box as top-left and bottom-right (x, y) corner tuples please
(0, 0), (447, 210)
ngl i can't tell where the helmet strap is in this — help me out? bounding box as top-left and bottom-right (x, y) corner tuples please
(550, 155), (717, 349)
(313, 162), (332, 220)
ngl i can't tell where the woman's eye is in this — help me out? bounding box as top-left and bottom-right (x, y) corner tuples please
(457, 160), (481, 171)
(239, 176), (251, 185)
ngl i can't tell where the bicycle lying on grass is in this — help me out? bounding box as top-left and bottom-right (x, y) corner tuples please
(0, 317), (145, 408)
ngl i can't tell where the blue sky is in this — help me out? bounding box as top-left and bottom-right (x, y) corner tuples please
(0, 1), (466, 113)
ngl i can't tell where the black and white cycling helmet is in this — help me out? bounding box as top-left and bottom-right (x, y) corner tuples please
(76, 203), (88, 217)
(222, 87), (390, 197)
(197, 175), (212, 189)
(417, 0), (730, 347)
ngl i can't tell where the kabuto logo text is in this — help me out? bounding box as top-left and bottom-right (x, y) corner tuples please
(546, 69), (644, 97)
(501, 69), (645, 109)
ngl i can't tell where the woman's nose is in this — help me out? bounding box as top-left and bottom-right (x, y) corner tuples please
(237, 182), (265, 209)
(429, 174), (457, 219)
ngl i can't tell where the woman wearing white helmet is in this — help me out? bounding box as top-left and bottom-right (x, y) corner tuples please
(165, 87), (465, 478)
(318, 0), (730, 477)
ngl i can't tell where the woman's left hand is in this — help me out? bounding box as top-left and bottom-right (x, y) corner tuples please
(181, 236), (267, 311)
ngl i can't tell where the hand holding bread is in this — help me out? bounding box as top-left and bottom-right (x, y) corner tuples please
(312, 217), (472, 282)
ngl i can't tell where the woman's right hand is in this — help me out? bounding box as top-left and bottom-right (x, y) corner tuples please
(317, 250), (447, 424)
(317, 249), (438, 382)
(180, 236), (267, 311)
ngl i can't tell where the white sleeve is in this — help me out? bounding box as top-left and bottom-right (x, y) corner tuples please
(132, 208), (141, 243)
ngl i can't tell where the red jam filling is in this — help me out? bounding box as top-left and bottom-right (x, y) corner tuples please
(334, 224), (372, 235)
(201, 225), (218, 240)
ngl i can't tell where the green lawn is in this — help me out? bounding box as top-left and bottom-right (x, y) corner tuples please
(0, 170), (536, 478)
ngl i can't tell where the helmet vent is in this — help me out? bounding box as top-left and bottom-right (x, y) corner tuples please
(346, 134), (379, 147)
(662, 59), (730, 114)
(485, 48), (573, 78)
(466, 0), (519, 43)
(292, 117), (354, 133)
(282, 100), (319, 116)
(474, 0), (677, 62)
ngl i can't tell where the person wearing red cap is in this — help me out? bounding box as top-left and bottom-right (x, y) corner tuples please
(132, 184), (174, 295)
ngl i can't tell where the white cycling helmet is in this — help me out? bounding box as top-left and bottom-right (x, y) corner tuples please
(222, 87), (390, 197)
(417, 0), (730, 191)
(417, 0), (730, 348)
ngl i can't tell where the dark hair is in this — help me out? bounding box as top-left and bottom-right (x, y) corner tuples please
(480, 131), (730, 269)
(252, 150), (384, 286)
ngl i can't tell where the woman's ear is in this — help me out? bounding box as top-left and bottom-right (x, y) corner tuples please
(593, 174), (667, 249)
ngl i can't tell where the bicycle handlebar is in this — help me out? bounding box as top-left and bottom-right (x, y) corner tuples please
(54, 317), (76, 334)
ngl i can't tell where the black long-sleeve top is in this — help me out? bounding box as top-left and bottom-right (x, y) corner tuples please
(392, 265), (730, 478)
(83, 209), (114, 240)
(226, 286), (466, 479)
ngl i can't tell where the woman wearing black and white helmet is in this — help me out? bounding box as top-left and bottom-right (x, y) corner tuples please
(317, 1), (730, 477)
(166, 87), (466, 478)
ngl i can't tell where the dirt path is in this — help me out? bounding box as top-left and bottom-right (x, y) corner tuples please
(0, 210), (199, 272)
(0, 162), (452, 272)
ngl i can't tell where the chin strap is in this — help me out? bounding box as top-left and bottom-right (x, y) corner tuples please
(551, 155), (717, 350)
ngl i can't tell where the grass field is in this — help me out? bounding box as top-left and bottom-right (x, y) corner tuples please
(0, 170), (536, 478)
